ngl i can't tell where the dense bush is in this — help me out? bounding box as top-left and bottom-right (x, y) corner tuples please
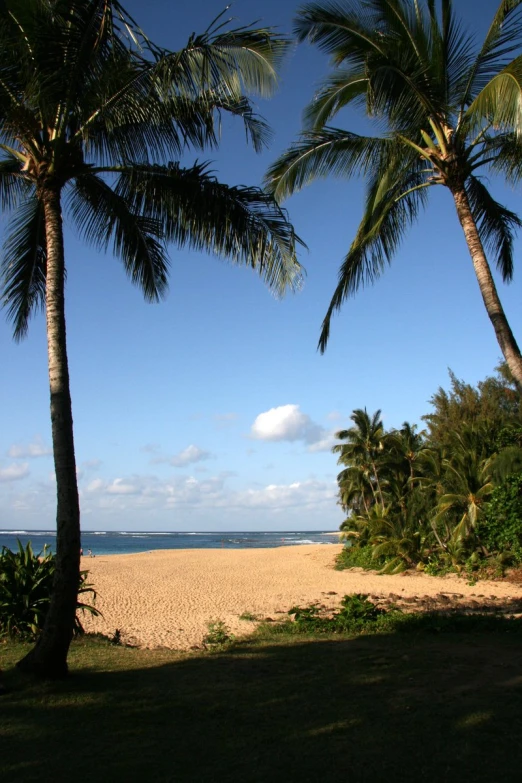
(0, 540), (100, 640)
(478, 474), (522, 561)
(288, 594), (388, 634)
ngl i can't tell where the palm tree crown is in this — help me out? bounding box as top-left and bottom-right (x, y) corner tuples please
(1, 0), (302, 333)
(266, 0), (522, 388)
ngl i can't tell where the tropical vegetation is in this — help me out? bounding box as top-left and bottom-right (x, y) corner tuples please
(0, 1), (301, 678)
(0, 540), (100, 640)
(334, 364), (522, 574)
(266, 0), (522, 390)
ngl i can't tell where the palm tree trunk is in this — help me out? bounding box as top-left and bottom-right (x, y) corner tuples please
(17, 186), (80, 679)
(370, 459), (386, 510)
(451, 184), (522, 392)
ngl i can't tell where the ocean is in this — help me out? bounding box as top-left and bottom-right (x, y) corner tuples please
(0, 529), (338, 556)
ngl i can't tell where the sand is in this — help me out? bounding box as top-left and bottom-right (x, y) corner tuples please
(80, 544), (522, 649)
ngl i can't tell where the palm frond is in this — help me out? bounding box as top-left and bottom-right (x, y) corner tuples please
(0, 154), (26, 209)
(149, 24), (289, 101)
(265, 128), (389, 201)
(464, 55), (522, 136)
(466, 174), (522, 281)
(294, 1), (387, 66)
(489, 131), (522, 182)
(1, 192), (46, 340)
(459, 0), (522, 110)
(112, 162), (304, 297)
(303, 70), (369, 128)
(67, 173), (169, 302)
(318, 149), (429, 352)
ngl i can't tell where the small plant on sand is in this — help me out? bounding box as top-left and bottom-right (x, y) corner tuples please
(287, 594), (388, 635)
(239, 612), (260, 622)
(203, 620), (235, 649)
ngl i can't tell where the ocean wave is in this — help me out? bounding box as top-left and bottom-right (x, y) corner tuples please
(0, 530), (30, 534)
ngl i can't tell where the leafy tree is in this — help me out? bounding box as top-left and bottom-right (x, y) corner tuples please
(266, 0), (522, 389)
(423, 365), (521, 450)
(0, 1), (301, 678)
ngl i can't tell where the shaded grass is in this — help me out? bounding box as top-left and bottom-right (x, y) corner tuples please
(2, 620), (522, 783)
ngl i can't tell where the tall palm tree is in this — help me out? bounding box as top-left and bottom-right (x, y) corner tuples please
(0, 0), (302, 678)
(333, 408), (387, 508)
(266, 0), (522, 390)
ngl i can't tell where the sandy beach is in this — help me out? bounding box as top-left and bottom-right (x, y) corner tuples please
(80, 544), (522, 649)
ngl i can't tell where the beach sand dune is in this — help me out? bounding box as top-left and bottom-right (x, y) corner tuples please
(80, 544), (522, 649)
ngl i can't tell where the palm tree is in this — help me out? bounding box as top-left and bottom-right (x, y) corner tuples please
(266, 0), (522, 390)
(0, 0), (302, 678)
(433, 432), (495, 546)
(333, 408), (387, 508)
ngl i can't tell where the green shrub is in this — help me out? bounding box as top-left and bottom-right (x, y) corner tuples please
(0, 540), (101, 640)
(478, 474), (522, 560)
(288, 594), (389, 634)
(202, 619), (235, 649)
(335, 545), (385, 571)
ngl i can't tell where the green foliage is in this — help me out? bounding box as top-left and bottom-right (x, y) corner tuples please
(332, 366), (522, 576)
(288, 594), (388, 634)
(202, 619), (235, 649)
(336, 545), (380, 571)
(478, 474), (522, 560)
(239, 611), (260, 622)
(0, 540), (100, 640)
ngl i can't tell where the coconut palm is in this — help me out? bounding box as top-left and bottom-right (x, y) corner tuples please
(433, 434), (495, 546)
(333, 408), (387, 508)
(0, 0), (302, 678)
(266, 0), (522, 389)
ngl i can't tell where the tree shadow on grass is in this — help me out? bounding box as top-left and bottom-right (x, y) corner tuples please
(2, 625), (522, 783)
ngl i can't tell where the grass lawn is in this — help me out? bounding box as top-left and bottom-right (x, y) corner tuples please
(2, 622), (522, 782)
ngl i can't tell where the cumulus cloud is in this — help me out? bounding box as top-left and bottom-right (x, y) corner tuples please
(106, 478), (140, 495)
(0, 469), (341, 528)
(0, 463), (30, 482)
(81, 471), (336, 513)
(250, 404), (326, 445)
(152, 444), (212, 468)
(8, 437), (51, 459)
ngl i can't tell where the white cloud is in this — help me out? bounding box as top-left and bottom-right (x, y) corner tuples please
(307, 432), (339, 453)
(8, 437), (51, 459)
(0, 462), (30, 482)
(80, 472), (336, 513)
(250, 404), (325, 445)
(152, 444), (212, 468)
(0, 470), (342, 529)
(106, 478), (140, 495)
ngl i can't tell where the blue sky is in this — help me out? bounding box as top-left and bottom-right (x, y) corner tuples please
(1, 0), (521, 531)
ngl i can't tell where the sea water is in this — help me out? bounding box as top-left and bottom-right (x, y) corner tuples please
(0, 529), (337, 556)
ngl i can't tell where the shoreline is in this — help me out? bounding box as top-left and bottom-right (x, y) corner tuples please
(80, 544), (522, 650)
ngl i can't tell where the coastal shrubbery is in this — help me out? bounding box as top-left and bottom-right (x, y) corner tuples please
(0, 540), (100, 640)
(335, 365), (522, 577)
